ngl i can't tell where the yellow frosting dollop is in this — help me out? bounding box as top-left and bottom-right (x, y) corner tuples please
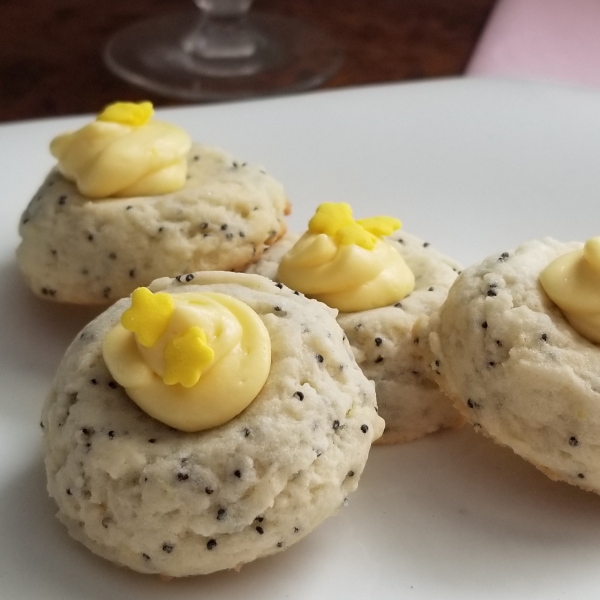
(50, 101), (192, 199)
(278, 202), (415, 312)
(102, 289), (271, 432)
(540, 237), (600, 343)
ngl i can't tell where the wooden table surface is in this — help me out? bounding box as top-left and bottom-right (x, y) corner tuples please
(2, 0), (495, 123)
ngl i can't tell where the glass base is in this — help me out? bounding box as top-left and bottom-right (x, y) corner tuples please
(104, 10), (343, 101)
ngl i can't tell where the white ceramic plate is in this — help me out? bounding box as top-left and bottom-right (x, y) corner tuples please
(3, 78), (600, 599)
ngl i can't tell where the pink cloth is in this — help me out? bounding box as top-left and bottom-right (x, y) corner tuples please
(466, 0), (600, 89)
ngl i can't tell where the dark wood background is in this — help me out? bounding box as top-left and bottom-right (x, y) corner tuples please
(1, 0), (495, 123)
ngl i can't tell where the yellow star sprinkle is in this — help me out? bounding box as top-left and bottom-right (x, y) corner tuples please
(163, 326), (215, 388)
(308, 202), (354, 237)
(121, 287), (174, 348)
(307, 202), (402, 250)
(356, 216), (401, 237)
(97, 101), (154, 127)
(335, 222), (377, 250)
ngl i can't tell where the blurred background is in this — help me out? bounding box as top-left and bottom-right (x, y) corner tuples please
(1, 0), (496, 122)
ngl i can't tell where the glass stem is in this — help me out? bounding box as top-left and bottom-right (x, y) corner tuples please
(187, 0), (256, 60)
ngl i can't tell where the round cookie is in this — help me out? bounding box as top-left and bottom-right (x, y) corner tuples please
(416, 238), (600, 493)
(247, 231), (463, 444)
(17, 144), (290, 305)
(41, 271), (384, 576)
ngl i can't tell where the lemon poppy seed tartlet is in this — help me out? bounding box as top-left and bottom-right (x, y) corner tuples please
(41, 271), (383, 576)
(17, 102), (290, 305)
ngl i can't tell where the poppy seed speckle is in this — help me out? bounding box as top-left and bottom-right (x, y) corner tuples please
(217, 509), (226, 520)
(360, 424), (369, 433)
(333, 420), (340, 430)
(294, 391), (304, 401)
(207, 539), (217, 550)
(256, 526), (264, 535)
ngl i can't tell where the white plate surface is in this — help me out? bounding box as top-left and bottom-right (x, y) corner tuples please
(2, 78), (600, 599)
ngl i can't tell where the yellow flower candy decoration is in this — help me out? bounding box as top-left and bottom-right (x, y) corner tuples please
(308, 202), (401, 250)
(336, 222), (378, 250)
(121, 287), (174, 347)
(356, 216), (402, 238)
(96, 101), (154, 126)
(308, 202), (355, 237)
(163, 326), (215, 388)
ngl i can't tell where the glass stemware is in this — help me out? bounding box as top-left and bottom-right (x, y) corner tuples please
(104, 0), (343, 101)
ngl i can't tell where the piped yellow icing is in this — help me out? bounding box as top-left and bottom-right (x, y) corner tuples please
(103, 288), (271, 431)
(50, 101), (192, 199)
(278, 202), (414, 312)
(540, 237), (600, 343)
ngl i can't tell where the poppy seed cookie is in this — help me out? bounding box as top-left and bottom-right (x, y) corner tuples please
(416, 238), (600, 493)
(247, 232), (463, 444)
(42, 271), (384, 576)
(17, 144), (290, 305)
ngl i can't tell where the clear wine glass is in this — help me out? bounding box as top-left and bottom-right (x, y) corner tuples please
(104, 0), (343, 101)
